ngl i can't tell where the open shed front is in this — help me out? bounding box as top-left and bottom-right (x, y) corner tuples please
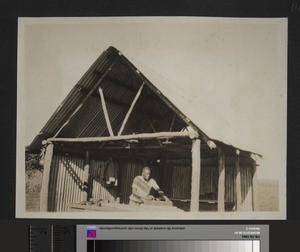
(28, 46), (260, 213)
(40, 134), (257, 213)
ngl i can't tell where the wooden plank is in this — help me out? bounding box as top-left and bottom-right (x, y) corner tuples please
(98, 87), (114, 136)
(235, 155), (242, 211)
(190, 138), (201, 212)
(118, 83), (144, 135)
(217, 148), (225, 212)
(81, 151), (91, 201)
(40, 143), (54, 212)
(143, 199), (173, 207)
(47, 131), (198, 143)
(252, 159), (258, 211)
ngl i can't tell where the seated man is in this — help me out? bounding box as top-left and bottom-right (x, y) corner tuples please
(129, 166), (170, 205)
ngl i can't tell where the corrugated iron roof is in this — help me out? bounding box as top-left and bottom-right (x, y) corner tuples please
(27, 46), (260, 156)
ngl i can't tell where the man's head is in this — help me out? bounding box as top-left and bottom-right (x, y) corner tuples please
(141, 166), (151, 181)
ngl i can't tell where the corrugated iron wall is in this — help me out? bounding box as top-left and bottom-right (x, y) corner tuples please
(225, 157), (236, 205)
(224, 156), (254, 211)
(161, 155), (254, 211)
(225, 166), (235, 204)
(48, 154), (118, 212)
(240, 164), (253, 211)
(170, 160), (192, 199)
(48, 155), (85, 212)
(47, 153), (254, 211)
(89, 159), (119, 203)
(201, 166), (218, 200)
(161, 159), (218, 201)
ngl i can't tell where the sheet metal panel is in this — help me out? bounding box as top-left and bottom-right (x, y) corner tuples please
(48, 154), (121, 211)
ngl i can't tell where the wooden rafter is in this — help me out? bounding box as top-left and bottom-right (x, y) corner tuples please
(143, 110), (162, 146)
(118, 83), (145, 136)
(78, 86), (163, 120)
(164, 113), (177, 144)
(117, 52), (211, 145)
(98, 87), (114, 136)
(52, 59), (118, 138)
(169, 114), (176, 131)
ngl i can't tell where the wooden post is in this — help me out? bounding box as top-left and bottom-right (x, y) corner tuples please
(252, 159), (258, 211)
(190, 138), (201, 212)
(235, 155), (242, 211)
(81, 151), (91, 202)
(217, 148), (225, 212)
(40, 143), (54, 212)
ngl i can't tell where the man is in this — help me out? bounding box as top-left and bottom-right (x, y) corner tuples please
(129, 166), (170, 205)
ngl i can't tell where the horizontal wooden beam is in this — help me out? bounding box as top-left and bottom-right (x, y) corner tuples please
(250, 153), (260, 161)
(97, 144), (192, 150)
(46, 131), (199, 144)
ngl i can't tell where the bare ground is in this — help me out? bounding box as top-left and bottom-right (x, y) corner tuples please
(257, 179), (279, 211)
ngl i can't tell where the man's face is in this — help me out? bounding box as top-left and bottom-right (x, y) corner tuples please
(142, 169), (151, 181)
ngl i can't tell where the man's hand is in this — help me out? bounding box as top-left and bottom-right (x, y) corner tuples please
(145, 195), (155, 200)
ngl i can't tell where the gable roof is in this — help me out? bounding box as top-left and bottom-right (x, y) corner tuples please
(27, 46), (260, 156)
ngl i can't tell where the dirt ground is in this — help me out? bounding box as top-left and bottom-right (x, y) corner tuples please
(26, 170), (42, 212)
(257, 179), (279, 211)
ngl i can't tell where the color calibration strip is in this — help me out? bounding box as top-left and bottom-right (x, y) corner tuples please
(87, 240), (260, 252)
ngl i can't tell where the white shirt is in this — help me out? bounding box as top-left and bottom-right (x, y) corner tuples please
(129, 176), (160, 203)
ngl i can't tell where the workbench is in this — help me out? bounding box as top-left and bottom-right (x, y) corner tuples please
(67, 201), (184, 212)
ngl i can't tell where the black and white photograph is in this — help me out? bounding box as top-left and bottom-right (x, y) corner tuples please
(16, 17), (287, 219)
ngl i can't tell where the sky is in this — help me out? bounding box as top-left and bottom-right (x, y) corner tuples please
(18, 17), (287, 181)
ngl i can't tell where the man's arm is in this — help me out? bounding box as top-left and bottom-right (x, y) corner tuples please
(151, 179), (170, 202)
(132, 187), (154, 200)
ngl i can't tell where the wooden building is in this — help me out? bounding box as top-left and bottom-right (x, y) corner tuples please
(27, 46), (261, 212)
